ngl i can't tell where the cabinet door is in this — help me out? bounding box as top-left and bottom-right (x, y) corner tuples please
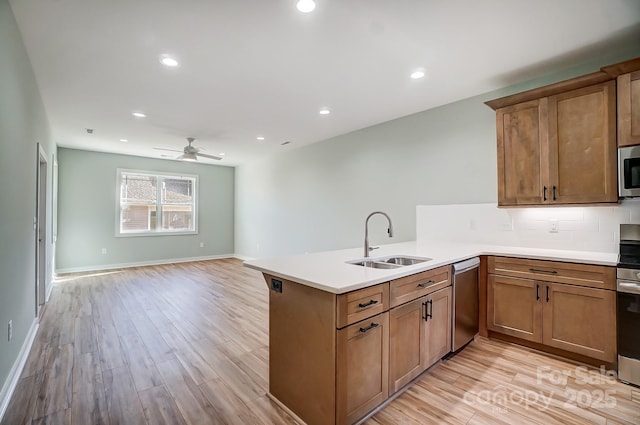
(548, 81), (617, 203)
(496, 99), (548, 206)
(487, 275), (542, 343)
(388, 297), (425, 394)
(542, 283), (616, 363)
(618, 70), (640, 147)
(336, 312), (389, 425)
(424, 286), (452, 368)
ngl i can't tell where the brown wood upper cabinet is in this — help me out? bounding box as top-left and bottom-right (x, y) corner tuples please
(489, 78), (617, 206)
(601, 57), (640, 147)
(617, 70), (640, 147)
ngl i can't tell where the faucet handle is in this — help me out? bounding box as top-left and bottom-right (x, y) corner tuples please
(368, 246), (379, 252)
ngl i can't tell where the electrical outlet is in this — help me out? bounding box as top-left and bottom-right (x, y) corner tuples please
(101, 248), (107, 255)
(199, 242), (205, 248)
(8, 320), (12, 342)
(548, 219), (559, 233)
(271, 278), (283, 293)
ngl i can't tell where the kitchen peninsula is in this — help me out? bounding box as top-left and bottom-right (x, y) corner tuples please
(245, 241), (617, 425)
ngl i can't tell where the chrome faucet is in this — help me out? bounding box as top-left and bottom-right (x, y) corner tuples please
(364, 211), (394, 257)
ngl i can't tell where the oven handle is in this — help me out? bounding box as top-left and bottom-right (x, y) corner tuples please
(617, 280), (640, 295)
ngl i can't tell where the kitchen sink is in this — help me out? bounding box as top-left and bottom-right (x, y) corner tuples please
(383, 256), (431, 265)
(350, 260), (402, 269)
(347, 255), (432, 269)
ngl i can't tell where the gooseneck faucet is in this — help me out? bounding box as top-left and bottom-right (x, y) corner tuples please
(364, 211), (394, 257)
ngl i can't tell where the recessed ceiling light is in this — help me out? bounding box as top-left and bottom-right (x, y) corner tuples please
(159, 54), (179, 67)
(132, 111), (146, 118)
(296, 0), (316, 13)
(410, 70), (426, 79)
(256, 136), (265, 141)
(319, 108), (331, 115)
(218, 152), (226, 156)
(120, 138), (128, 143)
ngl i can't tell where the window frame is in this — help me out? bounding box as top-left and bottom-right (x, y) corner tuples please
(115, 168), (199, 237)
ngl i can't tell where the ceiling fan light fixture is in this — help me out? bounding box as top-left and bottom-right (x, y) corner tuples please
(296, 0), (316, 13)
(179, 152), (198, 161)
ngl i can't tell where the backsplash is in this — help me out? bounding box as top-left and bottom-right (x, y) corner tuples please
(416, 201), (640, 253)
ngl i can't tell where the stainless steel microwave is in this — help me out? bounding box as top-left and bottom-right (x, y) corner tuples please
(619, 145), (640, 197)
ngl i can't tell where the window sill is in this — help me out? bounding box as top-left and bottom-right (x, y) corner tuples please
(116, 230), (198, 238)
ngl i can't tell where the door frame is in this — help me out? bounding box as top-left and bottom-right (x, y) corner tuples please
(36, 143), (48, 315)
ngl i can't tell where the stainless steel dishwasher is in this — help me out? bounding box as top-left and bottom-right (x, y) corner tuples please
(452, 257), (480, 352)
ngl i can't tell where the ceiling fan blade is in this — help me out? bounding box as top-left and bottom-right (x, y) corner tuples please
(153, 147), (184, 153)
(196, 152), (222, 161)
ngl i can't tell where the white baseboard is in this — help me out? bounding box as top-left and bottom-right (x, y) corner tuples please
(0, 318), (39, 422)
(55, 254), (236, 275)
(45, 281), (53, 302)
(233, 253), (256, 261)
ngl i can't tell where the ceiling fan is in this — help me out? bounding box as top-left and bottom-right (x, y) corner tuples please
(153, 137), (222, 161)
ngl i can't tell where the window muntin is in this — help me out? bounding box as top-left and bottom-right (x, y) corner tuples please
(117, 170), (197, 236)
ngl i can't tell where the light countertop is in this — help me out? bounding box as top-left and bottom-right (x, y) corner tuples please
(243, 241), (618, 294)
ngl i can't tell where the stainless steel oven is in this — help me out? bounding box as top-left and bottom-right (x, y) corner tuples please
(617, 224), (640, 386)
(619, 145), (640, 197)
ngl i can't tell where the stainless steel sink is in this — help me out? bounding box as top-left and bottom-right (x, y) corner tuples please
(347, 255), (432, 269)
(383, 256), (431, 265)
(350, 260), (402, 269)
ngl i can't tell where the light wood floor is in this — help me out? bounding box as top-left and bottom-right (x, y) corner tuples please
(2, 258), (638, 425)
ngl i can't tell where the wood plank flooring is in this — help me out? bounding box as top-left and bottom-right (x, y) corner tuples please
(2, 258), (639, 425)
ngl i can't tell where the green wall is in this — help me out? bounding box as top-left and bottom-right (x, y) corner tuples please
(56, 148), (235, 271)
(235, 46), (640, 259)
(0, 0), (55, 403)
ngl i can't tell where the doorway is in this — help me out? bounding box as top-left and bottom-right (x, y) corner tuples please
(36, 144), (48, 316)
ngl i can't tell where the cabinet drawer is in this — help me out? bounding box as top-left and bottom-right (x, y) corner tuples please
(390, 266), (451, 308)
(488, 256), (615, 290)
(337, 283), (389, 328)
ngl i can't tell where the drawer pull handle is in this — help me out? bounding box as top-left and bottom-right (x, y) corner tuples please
(359, 323), (379, 333)
(417, 280), (435, 288)
(553, 185), (557, 201)
(546, 286), (550, 303)
(358, 299), (378, 308)
(543, 186), (547, 201)
(423, 300), (433, 321)
(528, 268), (558, 275)
(536, 283), (540, 301)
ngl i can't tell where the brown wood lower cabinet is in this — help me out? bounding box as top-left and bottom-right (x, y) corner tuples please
(543, 282), (616, 362)
(265, 267), (455, 425)
(336, 312), (389, 425)
(487, 257), (617, 364)
(487, 275), (542, 343)
(389, 286), (452, 394)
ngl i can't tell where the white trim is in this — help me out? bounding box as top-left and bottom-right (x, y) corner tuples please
(233, 253), (256, 261)
(45, 279), (54, 302)
(0, 319), (39, 423)
(115, 168), (199, 237)
(55, 254), (236, 274)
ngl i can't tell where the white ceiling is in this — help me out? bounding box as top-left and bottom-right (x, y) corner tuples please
(9, 0), (640, 166)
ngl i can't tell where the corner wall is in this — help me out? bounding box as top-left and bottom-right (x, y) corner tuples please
(55, 148), (235, 272)
(0, 0), (55, 411)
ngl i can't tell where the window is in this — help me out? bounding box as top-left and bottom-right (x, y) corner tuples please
(116, 169), (198, 236)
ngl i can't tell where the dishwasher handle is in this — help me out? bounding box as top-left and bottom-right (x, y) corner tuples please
(453, 257), (480, 274)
